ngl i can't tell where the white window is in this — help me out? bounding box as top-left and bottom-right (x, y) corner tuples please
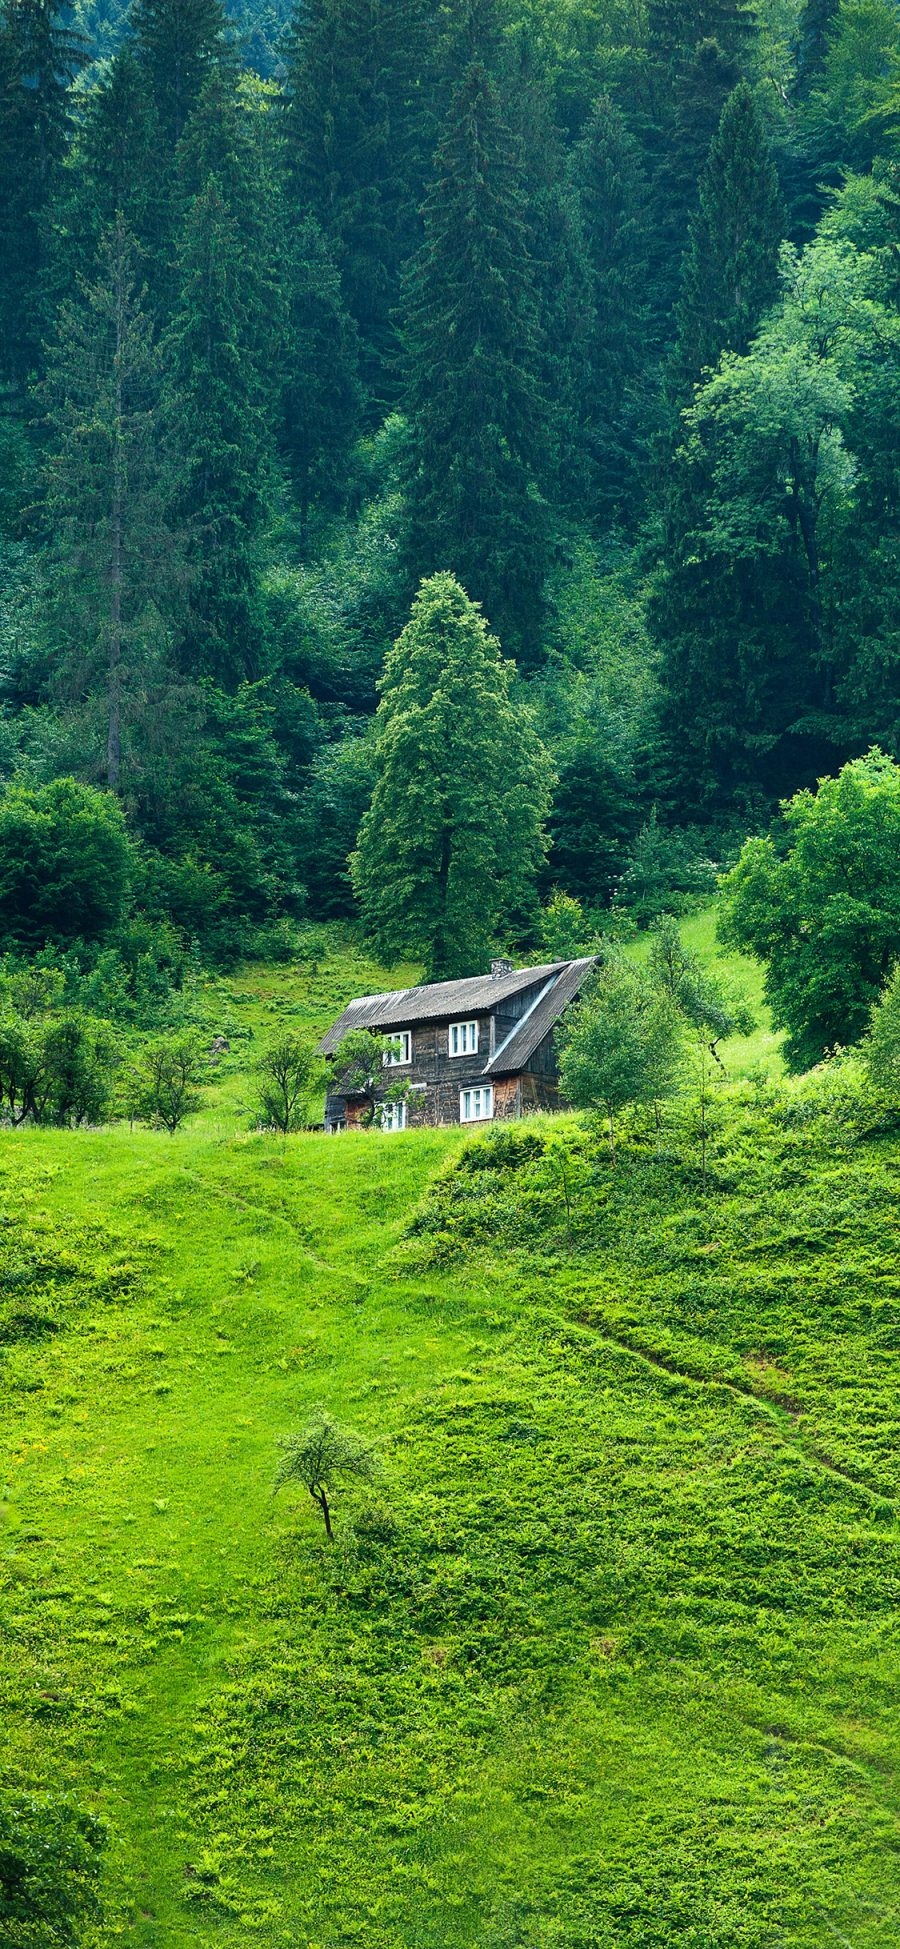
(380, 1099), (407, 1132)
(449, 1020), (479, 1057)
(460, 1086), (493, 1123)
(384, 1031), (411, 1066)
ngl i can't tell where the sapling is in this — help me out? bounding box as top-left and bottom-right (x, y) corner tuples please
(558, 957), (684, 1163)
(256, 1032), (322, 1132)
(273, 1410), (377, 1540)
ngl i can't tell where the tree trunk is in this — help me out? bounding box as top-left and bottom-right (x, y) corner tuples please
(319, 1490), (333, 1541)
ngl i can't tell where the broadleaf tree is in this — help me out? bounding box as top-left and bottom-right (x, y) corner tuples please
(719, 748), (900, 1068)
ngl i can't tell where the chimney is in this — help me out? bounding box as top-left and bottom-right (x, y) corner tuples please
(491, 957), (514, 979)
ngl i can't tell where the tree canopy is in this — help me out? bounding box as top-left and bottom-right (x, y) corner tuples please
(720, 750), (900, 1068)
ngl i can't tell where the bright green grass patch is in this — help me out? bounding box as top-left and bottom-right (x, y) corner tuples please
(3, 1064), (900, 1945)
(0, 924), (890, 1946)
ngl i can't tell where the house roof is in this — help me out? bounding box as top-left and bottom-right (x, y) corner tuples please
(483, 958), (595, 1075)
(317, 957), (596, 1062)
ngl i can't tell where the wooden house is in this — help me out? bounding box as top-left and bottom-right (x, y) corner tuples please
(317, 956), (596, 1131)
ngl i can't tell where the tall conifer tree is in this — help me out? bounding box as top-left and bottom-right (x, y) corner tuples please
(282, 215), (361, 524)
(177, 66), (285, 413)
(132, 0), (227, 150)
(0, 0), (82, 385)
(403, 57), (550, 660)
(42, 216), (174, 787)
(49, 51), (160, 314)
(351, 574), (551, 977)
(165, 174), (273, 686)
(569, 96), (654, 524)
(671, 83), (784, 401)
(283, 0), (433, 408)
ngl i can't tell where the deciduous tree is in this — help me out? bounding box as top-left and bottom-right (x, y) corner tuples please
(558, 957), (684, 1161)
(720, 749), (900, 1068)
(273, 1409), (377, 1540)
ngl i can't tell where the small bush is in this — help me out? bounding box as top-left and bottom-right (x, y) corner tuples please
(614, 811), (718, 926)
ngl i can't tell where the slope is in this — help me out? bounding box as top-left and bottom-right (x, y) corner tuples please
(1, 1084), (899, 1945)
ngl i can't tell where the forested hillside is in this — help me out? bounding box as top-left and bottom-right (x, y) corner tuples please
(3, 0), (900, 981)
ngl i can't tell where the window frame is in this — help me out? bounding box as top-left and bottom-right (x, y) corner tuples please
(448, 1019), (479, 1058)
(380, 1099), (407, 1133)
(383, 1030), (412, 1067)
(460, 1085), (493, 1123)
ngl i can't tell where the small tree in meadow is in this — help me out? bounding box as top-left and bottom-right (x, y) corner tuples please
(0, 1010), (118, 1127)
(257, 1033), (322, 1132)
(273, 1410), (377, 1541)
(128, 1035), (206, 1132)
(648, 917), (754, 1069)
(558, 959), (684, 1162)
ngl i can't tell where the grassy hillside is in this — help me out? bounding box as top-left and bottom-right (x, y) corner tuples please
(3, 928), (899, 1947)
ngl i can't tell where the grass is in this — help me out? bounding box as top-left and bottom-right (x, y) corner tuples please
(2, 918), (897, 1946)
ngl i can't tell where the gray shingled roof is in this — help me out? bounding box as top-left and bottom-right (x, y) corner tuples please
(483, 958), (595, 1074)
(317, 957), (596, 1060)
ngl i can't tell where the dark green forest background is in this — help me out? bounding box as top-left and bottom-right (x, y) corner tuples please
(2, 0), (899, 969)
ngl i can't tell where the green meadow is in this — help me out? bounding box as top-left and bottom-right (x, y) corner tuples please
(3, 926), (899, 1946)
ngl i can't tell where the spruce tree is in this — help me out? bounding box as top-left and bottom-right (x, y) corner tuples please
(165, 174), (273, 686)
(49, 51), (161, 315)
(507, 30), (593, 509)
(0, 0), (83, 386)
(41, 216), (174, 788)
(403, 59), (550, 661)
(132, 0), (227, 150)
(641, 0), (756, 312)
(283, 0), (433, 409)
(671, 83), (785, 400)
(351, 574), (552, 978)
(177, 66), (285, 414)
(568, 96), (654, 524)
(282, 215), (362, 523)
(795, 0), (841, 96)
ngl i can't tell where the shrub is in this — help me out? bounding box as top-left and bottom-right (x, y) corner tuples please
(614, 810), (718, 926)
(0, 1011), (118, 1127)
(0, 1792), (106, 1948)
(558, 957), (684, 1161)
(862, 962), (900, 1104)
(0, 778), (134, 949)
(540, 890), (595, 961)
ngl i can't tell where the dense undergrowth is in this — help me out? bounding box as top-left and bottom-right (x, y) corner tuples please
(2, 1038), (900, 1942)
